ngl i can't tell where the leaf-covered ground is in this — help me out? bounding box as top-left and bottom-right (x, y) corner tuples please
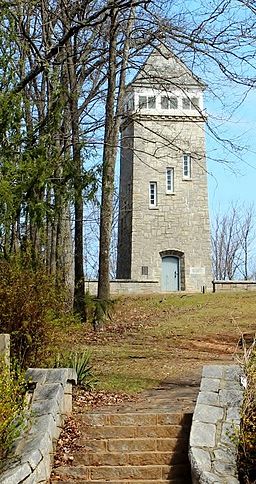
(46, 291), (256, 393)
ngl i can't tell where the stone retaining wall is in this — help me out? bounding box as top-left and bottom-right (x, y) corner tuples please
(213, 280), (256, 292)
(0, 368), (77, 484)
(189, 365), (244, 484)
(85, 279), (160, 295)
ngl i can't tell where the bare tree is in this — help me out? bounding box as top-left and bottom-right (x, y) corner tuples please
(211, 203), (255, 280)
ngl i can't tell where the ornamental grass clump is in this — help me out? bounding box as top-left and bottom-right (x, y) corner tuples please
(54, 349), (97, 388)
(238, 339), (256, 484)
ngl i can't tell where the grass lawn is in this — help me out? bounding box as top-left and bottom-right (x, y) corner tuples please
(46, 291), (256, 393)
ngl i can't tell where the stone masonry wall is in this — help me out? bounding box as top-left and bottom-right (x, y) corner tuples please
(213, 280), (256, 292)
(131, 116), (212, 292)
(116, 121), (134, 279)
(85, 279), (161, 295)
(189, 365), (244, 484)
(0, 368), (77, 484)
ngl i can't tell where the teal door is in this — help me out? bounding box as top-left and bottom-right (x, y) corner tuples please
(161, 256), (179, 291)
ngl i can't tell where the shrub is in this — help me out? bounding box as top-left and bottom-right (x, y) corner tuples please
(0, 260), (67, 368)
(84, 291), (115, 330)
(238, 341), (256, 483)
(0, 361), (28, 463)
(54, 349), (97, 388)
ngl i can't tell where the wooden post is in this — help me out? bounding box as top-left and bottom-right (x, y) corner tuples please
(0, 334), (10, 369)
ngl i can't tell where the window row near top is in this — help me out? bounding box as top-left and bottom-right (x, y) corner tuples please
(125, 95), (200, 112)
(149, 154), (191, 207)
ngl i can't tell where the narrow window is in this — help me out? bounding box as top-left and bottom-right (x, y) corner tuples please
(149, 182), (157, 207)
(141, 266), (149, 276)
(183, 154), (191, 178)
(166, 168), (174, 193)
(148, 96), (156, 109)
(128, 97), (135, 111)
(161, 96), (169, 109)
(191, 97), (199, 108)
(182, 98), (191, 109)
(139, 95), (147, 108)
(169, 97), (178, 109)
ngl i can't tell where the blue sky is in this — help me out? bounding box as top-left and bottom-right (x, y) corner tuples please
(206, 84), (256, 220)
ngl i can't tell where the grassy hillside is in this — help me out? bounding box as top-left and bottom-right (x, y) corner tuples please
(47, 292), (256, 393)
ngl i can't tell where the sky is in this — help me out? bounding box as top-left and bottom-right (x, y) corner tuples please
(206, 87), (256, 220)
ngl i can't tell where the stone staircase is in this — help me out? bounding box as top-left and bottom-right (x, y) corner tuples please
(51, 378), (199, 483)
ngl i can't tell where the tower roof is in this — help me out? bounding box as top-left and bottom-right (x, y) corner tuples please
(128, 46), (206, 90)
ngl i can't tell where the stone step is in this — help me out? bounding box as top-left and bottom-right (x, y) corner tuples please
(80, 424), (188, 439)
(52, 464), (191, 481)
(80, 412), (192, 427)
(80, 437), (189, 453)
(72, 450), (188, 466)
(51, 411), (192, 484)
(51, 480), (190, 484)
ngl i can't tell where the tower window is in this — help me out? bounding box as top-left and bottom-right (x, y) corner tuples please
(183, 154), (191, 178)
(182, 97), (200, 110)
(148, 96), (156, 108)
(139, 96), (147, 108)
(139, 95), (156, 109)
(191, 97), (199, 108)
(166, 167), (174, 193)
(169, 97), (178, 109)
(182, 98), (191, 109)
(161, 96), (169, 109)
(149, 182), (157, 208)
(161, 96), (178, 109)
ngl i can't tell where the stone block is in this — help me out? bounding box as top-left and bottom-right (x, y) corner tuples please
(79, 438), (107, 452)
(219, 390), (243, 407)
(26, 368), (47, 385)
(193, 403), (223, 424)
(21, 448), (43, 470)
(89, 464), (162, 480)
(85, 425), (136, 439)
(157, 413), (192, 426)
(136, 425), (183, 438)
(190, 422), (216, 447)
(73, 451), (127, 467)
(223, 366), (242, 381)
(81, 413), (108, 426)
(108, 438), (156, 452)
(109, 413), (157, 426)
(222, 379), (242, 391)
(220, 422), (239, 447)
(30, 414), (56, 441)
(31, 398), (60, 417)
(31, 451), (52, 483)
(202, 366), (224, 379)
(226, 407), (241, 422)
(157, 438), (188, 452)
(0, 462), (31, 484)
(213, 460), (237, 477)
(33, 383), (64, 404)
(189, 447), (211, 475)
(200, 378), (220, 393)
(197, 391), (219, 406)
(200, 471), (223, 484)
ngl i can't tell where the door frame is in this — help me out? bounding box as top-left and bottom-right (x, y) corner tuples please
(161, 255), (180, 291)
(159, 250), (185, 291)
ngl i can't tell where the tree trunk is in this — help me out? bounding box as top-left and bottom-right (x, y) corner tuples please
(98, 5), (134, 300)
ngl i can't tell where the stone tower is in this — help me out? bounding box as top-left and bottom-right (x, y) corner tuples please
(116, 48), (212, 292)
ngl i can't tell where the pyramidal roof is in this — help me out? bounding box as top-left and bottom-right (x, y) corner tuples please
(129, 46), (206, 90)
